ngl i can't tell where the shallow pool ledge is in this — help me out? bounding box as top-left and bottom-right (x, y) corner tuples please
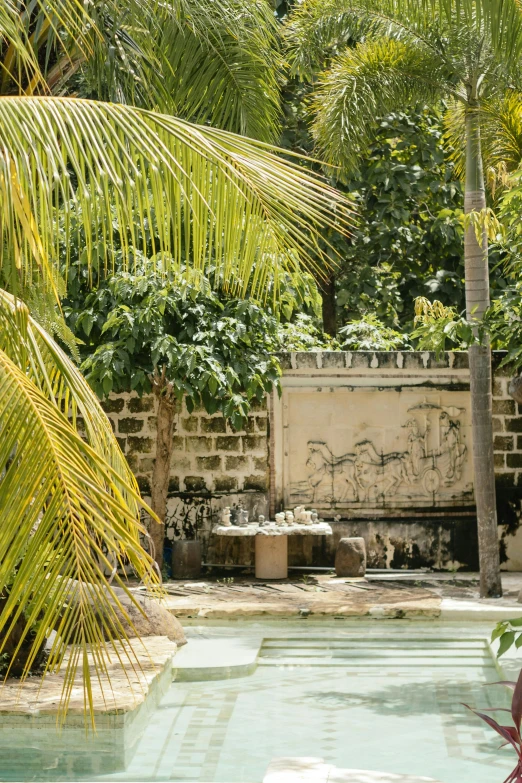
(0, 636), (178, 777)
(172, 635), (262, 681)
(0, 635), (177, 718)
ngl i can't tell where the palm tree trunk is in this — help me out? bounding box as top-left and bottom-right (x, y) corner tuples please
(150, 368), (178, 571)
(320, 272), (337, 336)
(464, 105), (502, 598)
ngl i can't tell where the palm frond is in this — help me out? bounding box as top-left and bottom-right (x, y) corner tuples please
(445, 92), (522, 191)
(0, 344), (160, 724)
(148, 0), (283, 142)
(0, 288), (138, 513)
(0, 96), (352, 299)
(311, 37), (447, 172)
(287, 0), (522, 77)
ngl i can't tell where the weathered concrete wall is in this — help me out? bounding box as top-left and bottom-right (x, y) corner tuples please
(99, 351), (522, 571)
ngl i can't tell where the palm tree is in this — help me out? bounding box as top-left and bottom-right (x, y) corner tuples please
(286, 0), (522, 598)
(0, 0), (352, 720)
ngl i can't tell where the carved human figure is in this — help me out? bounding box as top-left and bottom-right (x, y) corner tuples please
(439, 412), (466, 481)
(404, 418), (425, 478)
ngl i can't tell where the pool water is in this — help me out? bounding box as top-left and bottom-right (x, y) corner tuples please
(0, 621), (516, 783)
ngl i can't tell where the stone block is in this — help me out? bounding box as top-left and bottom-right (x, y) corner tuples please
(508, 376), (522, 403)
(196, 455), (222, 471)
(403, 353), (425, 369)
(118, 417), (144, 434)
(295, 352), (319, 369)
(335, 537), (367, 578)
(493, 399), (516, 416)
(116, 437), (127, 452)
(136, 476), (151, 494)
(172, 436), (185, 451)
(127, 396), (155, 413)
(492, 379), (504, 396)
(201, 417), (227, 433)
(186, 436), (212, 453)
(518, 435), (522, 450)
(147, 416), (157, 433)
(216, 436), (242, 452)
(492, 351), (511, 376)
(494, 453), (506, 468)
(253, 456), (268, 473)
(213, 476), (238, 492)
(243, 435), (266, 454)
(255, 416), (267, 433)
(496, 472), (516, 488)
(249, 398), (267, 413)
(321, 352), (346, 369)
(494, 435), (514, 451)
(126, 454), (138, 472)
(451, 352), (469, 369)
(168, 477), (180, 492)
(184, 476), (208, 492)
(170, 454), (191, 470)
(493, 417), (504, 433)
(278, 352), (292, 370)
(226, 455), (249, 471)
(100, 397), (125, 414)
(507, 454), (522, 469)
(243, 474), (267, 492)
(506, 417), (522, 433)
(127, 436), (154, 454)
(139, 457), (155, 473)
(171, 541), (201, 580)
(351, 352), (371, 368)
(181, 417), (199, 433)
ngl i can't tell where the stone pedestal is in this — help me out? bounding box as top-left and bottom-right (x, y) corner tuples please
(255, 535), (288, 579)
(171, 540), (202, 579)
(335, 537), (367, 578)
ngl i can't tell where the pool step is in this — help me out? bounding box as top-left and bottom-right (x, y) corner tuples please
(258, 637), (492, 667)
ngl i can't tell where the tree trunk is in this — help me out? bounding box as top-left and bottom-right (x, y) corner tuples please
(320, 272), (337, 337)
(464, 106), (502, 598)
(150, 368), (178, 572)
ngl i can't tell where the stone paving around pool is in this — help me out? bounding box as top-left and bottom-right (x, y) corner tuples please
(161, 571), (522, 621)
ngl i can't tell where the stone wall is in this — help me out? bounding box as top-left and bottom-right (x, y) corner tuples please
(99, 351), (522, 572)
(100, 393), (269, 566)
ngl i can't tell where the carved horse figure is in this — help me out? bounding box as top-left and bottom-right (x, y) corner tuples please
(354, 440), (410, 500)
(305, 441), (359, 503)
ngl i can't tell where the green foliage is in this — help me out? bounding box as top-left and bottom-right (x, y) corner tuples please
(338, 314), (411, 350)
(410, 297), (475, 356)
(276, 314), (340, 351)
(66, 266), (285, 431)
(492, 617), (522, 657)
(338, 110), (466, 328)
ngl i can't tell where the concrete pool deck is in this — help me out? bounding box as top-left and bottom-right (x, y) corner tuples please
(161, 571), (522, 621)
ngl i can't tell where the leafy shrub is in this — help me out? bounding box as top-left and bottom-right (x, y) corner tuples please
(338, 314), (411, 351)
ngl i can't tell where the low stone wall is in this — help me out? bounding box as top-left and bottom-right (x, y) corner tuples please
(99, 351), (522, 571)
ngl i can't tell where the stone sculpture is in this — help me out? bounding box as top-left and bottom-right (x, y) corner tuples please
(275, 512), (285, 526)
(335, 537), (367, 578)
(221, 507), (232, 527)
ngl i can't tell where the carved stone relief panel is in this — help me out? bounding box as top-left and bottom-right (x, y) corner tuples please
(283, 388), (473, 515)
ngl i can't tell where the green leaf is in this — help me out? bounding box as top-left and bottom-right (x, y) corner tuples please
(498, 632), (516, 657)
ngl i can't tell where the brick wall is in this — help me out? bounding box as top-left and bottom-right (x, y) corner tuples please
(99, 393), (269, 563)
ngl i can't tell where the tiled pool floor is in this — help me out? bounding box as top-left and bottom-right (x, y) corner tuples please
(0, 622), (516, 783)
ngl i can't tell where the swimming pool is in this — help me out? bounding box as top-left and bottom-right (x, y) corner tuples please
(0, 621), (516, 783)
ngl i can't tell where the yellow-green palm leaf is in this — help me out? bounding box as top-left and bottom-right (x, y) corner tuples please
(0, 338), (160, 724)
(0, 96), (352, 300)
(0, 288), (138, 509)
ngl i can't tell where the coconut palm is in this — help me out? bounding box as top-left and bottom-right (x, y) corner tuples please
(286, 0), (522, 597)
(0, 0), (352, 721)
